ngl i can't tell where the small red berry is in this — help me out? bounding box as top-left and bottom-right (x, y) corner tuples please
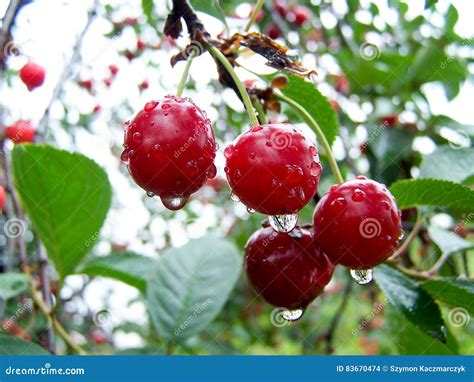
(137, 38), (146, 51)
(5, 120), (35, 143)
(78, 79), (93, 92)
(109, 64), (119, 76)
(334, 75), (350, 94)
(123, 96), (216, 210)
(91, 329), (106, 345)
(19, 61), (45, 91)
(104, 78), (113, 87)
(265, 24), (281, 40)
(224, 123), (322, 216)
(275, 0), (288, 17)
(124, 50), (135, 61)
(313, 177), (402, 269)
(139, 80), (149, 90)
(93, 105), (101, 113)
(0, 186), (6, 211)
(379, 114), (398, 127)
(245, 226), (334, 310)
(288, 5), (312, 26)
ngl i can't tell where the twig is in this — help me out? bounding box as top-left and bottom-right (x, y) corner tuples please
(0, 0), (22, 69)
(37, 0), (99, 138)
(37, 242), (55, 353)
(324, 279), (352, 354)
(461, 252), (469, 277)
(389, 211), (425, 261)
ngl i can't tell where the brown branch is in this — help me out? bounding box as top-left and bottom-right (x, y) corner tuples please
(0, 0), (22, 70)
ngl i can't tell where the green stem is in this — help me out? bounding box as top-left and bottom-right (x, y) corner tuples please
(274, 91), (344, 183)
(176, 50), (196, 97)
(252, 97), (267, 125)
(244, 0), (265, 32)
(205, 43), (259, 127)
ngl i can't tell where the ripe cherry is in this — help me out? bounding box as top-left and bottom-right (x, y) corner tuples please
(78, 79), (93, 92)
(5, 120), (35, 143)
(137, 38), (146, 51)
(245, 226), (334, 312)
(379, 114), (398, 127)
(123, 96), (216, 210)
(139, 80), (149, 90)
(91, 329), (106, 345)
(0, 186), (5, 211)
(109, 64), (119, 76)
(224, 123), (322, 219)
(19, 61), (45, 91)
(288, 5), (312, 26)
(313, 177), (402, 270)
(265, 24), (281, 40)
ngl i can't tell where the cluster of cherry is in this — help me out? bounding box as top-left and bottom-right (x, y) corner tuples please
(123, 95), (402, 321)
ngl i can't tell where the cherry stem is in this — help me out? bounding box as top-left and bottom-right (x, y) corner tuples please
(244, 0), (265, 32)
(252, 97), (268, 125)
(390, 210), (425, 261)
(274, 91), (344, 184)
(206, 43), (260, 127)
(176, 49), (197, 97)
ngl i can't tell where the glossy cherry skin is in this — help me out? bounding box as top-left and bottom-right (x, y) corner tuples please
(313, 177), (402, 269)
(245, 226), (334, 309)
(224, 124), (322, 215)
(5, 120), (35, 143)
(0, 186), (5, 211)
(19, 61), (45, 91)
(123, 96), (216, 209)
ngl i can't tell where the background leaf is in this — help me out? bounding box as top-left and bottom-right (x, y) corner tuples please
(12, 145), (112, 278)
(390, 178), (474, 211)
(420, 146), (474, 183)
(428, 226), (474, 256)
(79, 252), (154, 292)
(0, 335), (50, 355)
(147, 235), (241, 343)
(422, 279), (474, 314)
(374, 265), (446, 342)
(0, 273), (30, 300)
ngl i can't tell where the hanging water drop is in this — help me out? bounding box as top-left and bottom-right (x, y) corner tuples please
(230, 191), (240, 203)
(160, 195), (189, 211)
(144, 100), (158, 111)
(247, 207), (256, 214)
(120, 150), (129, 163)
(350, 269), (373, 284)
(146, 191), (155, 198)
(132, 132), (142, 143)
(269, 213), (298, 233)
(282, 308), (303, 321)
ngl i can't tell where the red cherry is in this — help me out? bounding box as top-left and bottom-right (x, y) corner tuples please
(245, 226), (334, 310)
(265, 24), (281, 40)
(109, 64), (119, 76)
(137, 38), (146, 51)
(224, 123), (322, 216)
(288, 5), (312, 26)
(93, 105), (101, 113)
(124, 50), (135, 61)
(78, 79), (93, 92)
(379, 114), (398, 127)
(334, 75), (350, 94)
(91, 329), (106, 345)
(0, 186), (5, 210)
(104, 78), (113, 87)
(139, 80), (149, 90)
(123, 96), (216, 210)
(19, 61), (45, 91)
(275, 0), (288, 17)
(313, 177), (402, 269)
(5, 120), (35, 143)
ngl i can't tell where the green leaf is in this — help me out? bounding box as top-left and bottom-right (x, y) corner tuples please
(0, 273), (30, 300)
(425, 0), (438, 9)
(431, 115), (474, 136)
(390, 178), (474, 211)
(422, 279), (474, 315)
(384, 305), (458, 355)
(0, 335), (50, 355)
(420, 146), (474, 183)
(79, 252), (154, 292)
(147, 235), (241, 343)
(428, 226), (474, 256)
(374, 264), (446, 342)
(274, 74), (339, 146)
(142, 0), (154, 25)
(12, 145), (112, 279)
(190, 0), (227, 26)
